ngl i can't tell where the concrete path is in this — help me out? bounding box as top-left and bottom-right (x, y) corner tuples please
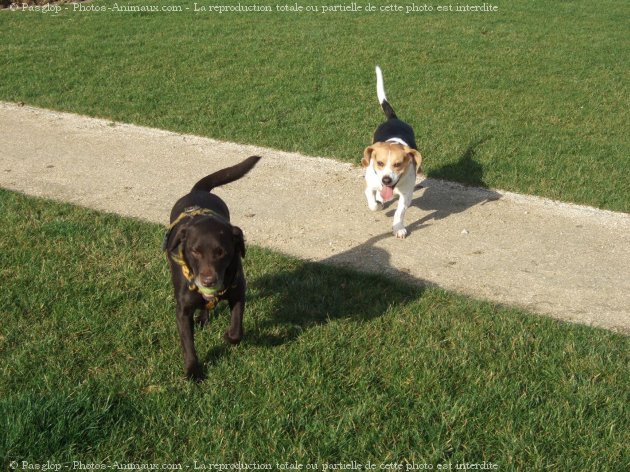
(2, 102), (629, 333)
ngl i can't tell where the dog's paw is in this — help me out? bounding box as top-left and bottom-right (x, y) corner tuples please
(393, 225), (408, 239)
(368, 201), (383, 211)
(224, 331), (242, 345)
(186, 362), (204, 383)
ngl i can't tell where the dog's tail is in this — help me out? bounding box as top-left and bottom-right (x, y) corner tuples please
(191, 155), (262, 193)
(376, 65), (397, 120)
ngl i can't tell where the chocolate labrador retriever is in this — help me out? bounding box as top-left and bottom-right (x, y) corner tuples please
(163, 155), (261, 381)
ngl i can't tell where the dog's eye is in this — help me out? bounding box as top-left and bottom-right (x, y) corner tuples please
(376, 161), (384, 167)
(191, 249), (202, 258)
(214, 248), (226, 259)
(393, 162), (402, 168)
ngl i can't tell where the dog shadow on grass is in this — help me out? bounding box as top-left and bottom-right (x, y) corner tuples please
(384, 137), (501, 230)
(202, 226), (431, 365)
(243, 237), (429, 348)
(201, 232), (428, 365)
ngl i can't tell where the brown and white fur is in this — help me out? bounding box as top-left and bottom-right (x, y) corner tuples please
(362, 66), (422, 239)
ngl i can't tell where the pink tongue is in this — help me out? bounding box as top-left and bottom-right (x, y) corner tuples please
(380, 186), (394, 202)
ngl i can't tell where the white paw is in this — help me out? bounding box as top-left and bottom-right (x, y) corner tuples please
(368, 201), (382, 211)
(393, 224), (407, 239)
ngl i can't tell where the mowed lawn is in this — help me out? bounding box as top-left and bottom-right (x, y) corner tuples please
(1, 0), (629, 211)
(1, 190), (629, 468)
(2, 1), (630, 469)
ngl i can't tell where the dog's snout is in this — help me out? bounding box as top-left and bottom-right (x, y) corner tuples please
(382, 176), (393, 186)
(199, 274), (218, 287)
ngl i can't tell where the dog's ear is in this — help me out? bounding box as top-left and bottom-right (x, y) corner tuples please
(362, 146), (374, 167)
(165, 222), (189, 256)
(232, 225), (245, 258)
(406, 149), (423, 174)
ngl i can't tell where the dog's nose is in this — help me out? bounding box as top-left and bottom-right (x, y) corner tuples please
(199, 274), (218, 287)
(382, 176), (393, 186)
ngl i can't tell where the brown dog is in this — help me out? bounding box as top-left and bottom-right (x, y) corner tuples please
(164, 155), (261, 381)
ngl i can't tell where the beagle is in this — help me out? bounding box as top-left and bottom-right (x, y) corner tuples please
(362, 66), (422, 239)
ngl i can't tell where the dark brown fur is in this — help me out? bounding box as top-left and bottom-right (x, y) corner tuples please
(164, 155), (261, 381)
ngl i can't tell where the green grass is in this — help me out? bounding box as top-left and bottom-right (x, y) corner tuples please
(1, 189), (629, 469)
(1, 0), (629, 211)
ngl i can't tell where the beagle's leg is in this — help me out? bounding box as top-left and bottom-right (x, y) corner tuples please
(392, 190), (411, 239)
(365, 187), (381, 211)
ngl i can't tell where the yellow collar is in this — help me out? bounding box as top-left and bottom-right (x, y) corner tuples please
(164, 207), (229, 309)
(166, 206), (226, 235)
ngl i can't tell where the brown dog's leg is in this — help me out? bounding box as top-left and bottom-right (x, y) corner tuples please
(224, 281), (245, 344)
(176, 305), (203, 381)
